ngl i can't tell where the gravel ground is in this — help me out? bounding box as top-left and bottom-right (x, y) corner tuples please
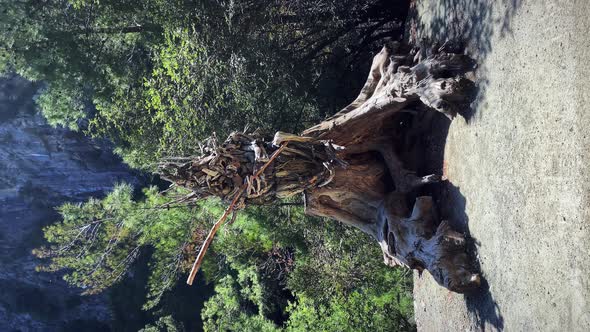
(411, 1), (590, 331)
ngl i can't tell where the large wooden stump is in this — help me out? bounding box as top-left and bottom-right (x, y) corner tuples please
(160, 43), (481, 293)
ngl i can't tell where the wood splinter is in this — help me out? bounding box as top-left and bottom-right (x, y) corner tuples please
(186, 142), (289, 285)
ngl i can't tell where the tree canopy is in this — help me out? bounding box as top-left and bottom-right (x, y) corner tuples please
(2, 0), (407, 168)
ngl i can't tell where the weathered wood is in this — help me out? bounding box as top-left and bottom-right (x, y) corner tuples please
(303, 45), (474, 145)
(186, 142), (290, 285)
(302, 44), (479, 293)
(377, 193), (480, 292)
(160, 44), (480, 293)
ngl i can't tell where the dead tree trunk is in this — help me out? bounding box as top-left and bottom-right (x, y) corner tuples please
(159, 43), (480, 293)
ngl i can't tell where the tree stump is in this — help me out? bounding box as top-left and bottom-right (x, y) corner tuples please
(160, 43), (481, 293)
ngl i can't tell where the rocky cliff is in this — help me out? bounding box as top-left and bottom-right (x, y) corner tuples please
(0, 75), (141, 331)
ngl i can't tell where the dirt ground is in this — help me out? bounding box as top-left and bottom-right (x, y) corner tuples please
(410, 1), (590, 331)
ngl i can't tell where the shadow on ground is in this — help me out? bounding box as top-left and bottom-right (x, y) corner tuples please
(433, 180), (504, 330)
(400, 0), (525, 329)
(402, 110), (504, 330)
(409, 0), (523, 120)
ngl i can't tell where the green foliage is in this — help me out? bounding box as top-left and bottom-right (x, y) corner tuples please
(199, 203), (415, 331)
(37, 185), (415, 331)
(34, 184), (198, 309)
(1, 0), (407, 170)
(201, 273), (279, 332)
(37, 185), (415, 330)
(0, 0), (194, 129)
(286, 290), (414, 332)
(91, 26), (320, 169)
(36, 86), (87, 130)
(140, 315), (185, 332)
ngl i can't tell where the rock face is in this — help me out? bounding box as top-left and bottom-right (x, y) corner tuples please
(0, 75), (140, 331)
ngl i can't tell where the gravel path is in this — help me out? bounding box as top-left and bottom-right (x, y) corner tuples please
(411, 1), (590, 331)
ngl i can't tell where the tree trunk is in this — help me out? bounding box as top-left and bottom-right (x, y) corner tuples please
(159, 43), (481, 293)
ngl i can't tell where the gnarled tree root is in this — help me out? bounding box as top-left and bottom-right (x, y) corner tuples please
(377, 193), (480, 293)
(302, 43), (480, 293)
